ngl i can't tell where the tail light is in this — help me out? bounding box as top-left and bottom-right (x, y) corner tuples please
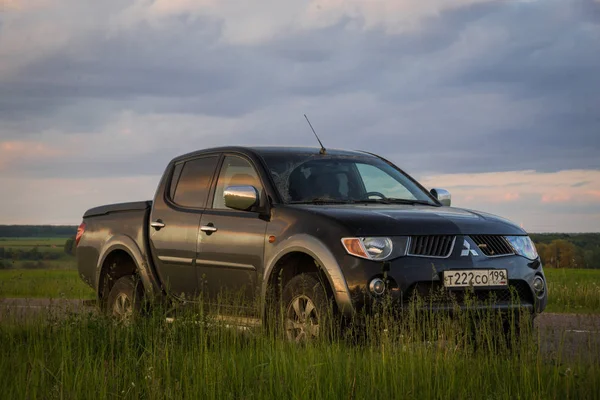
(76, 222), (86, 246)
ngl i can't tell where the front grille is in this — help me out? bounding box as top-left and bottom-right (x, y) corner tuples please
(406, 280), (534, 306)
(469, 235), (514, 257)
(407, 235), (455, 258)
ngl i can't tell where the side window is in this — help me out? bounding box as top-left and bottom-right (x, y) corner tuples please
(172, 156), (219, 208)
(356, 163), (416, 199)
(169, 163), (184, 200)
(213, 156), (262, 209)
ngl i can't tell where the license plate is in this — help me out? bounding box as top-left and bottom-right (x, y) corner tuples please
(443, 269), (508, 288)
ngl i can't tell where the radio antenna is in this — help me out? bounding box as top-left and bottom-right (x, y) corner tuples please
(304, 114), (326, 155)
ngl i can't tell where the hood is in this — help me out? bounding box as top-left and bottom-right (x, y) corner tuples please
(291, 204), (526, 236)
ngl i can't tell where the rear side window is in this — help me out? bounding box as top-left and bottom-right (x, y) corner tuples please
(172, 155), (219, 208)
(169, 163), (184, 200)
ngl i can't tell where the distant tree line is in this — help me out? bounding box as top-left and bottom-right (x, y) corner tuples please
(0, 246), (67, 270)
(0, 232), (77, 270)
(0, 225), (77, 238)
(530, 233), (600, 269)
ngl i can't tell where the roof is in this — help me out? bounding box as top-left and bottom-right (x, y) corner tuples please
(172, 146), (374, 162)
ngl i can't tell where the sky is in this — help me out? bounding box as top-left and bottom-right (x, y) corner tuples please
(0, 0), (599, 232)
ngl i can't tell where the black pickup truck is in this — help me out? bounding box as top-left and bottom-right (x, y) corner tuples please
(76, 146), (547, 340)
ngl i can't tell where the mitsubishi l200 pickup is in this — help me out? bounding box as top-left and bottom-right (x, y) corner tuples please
(76, 146), (547, 340)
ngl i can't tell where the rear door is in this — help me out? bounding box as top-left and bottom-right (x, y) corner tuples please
(196, 154), (268, 314)
(149, 155), (219, 300)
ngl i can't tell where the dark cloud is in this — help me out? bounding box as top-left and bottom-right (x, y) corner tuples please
(572, 180), (592, 188)
(0, 0), (598, 180)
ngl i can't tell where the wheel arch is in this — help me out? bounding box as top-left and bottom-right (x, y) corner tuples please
(95, 235), (155, 302)
(262, 234), (354, 318)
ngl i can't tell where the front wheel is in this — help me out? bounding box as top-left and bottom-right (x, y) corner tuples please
(281, 273), (336, 343)
(106, 275), (144, 323)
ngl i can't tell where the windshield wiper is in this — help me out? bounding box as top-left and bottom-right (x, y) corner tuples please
(350, 198), (437, 206)
(289, 197), (353, 205)
(289, 197), (438, 206)
(386, 198), (440, 206)
(350, 198), (392, 204)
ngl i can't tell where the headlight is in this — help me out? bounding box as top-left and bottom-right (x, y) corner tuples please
(341, 237), (394, 260)
(504, 236), (538, 260)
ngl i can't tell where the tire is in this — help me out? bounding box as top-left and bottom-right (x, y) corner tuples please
(281, 273), (336, 343)
(106, 275), (144, 322)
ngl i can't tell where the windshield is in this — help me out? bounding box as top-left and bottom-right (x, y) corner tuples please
(259, 152), (437, 205)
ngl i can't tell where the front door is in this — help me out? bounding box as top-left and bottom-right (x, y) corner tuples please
(149, 155), (219, 300)
(196, 155), (268, 314)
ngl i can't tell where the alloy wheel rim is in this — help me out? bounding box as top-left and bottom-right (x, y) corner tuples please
(285, 295), (320, 342)
(113, 293), (133, 321)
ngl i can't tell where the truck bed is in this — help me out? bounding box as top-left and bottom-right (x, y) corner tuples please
(83, 201), (153, 218)
(77, 201), (156, 295)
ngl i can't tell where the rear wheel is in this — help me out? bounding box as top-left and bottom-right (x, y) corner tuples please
(281, 273), (334, 343)
(106, 275), (144, 322)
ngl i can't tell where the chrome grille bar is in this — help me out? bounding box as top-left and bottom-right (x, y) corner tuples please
(470, 235), (515, 257)
(407, 235), (455, 258)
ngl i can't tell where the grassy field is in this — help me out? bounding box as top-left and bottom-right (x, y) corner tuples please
(544, 269), (600, 314)
(2, 245), (66, 253)
(0, 235), (76, 270)
(0, 268), (599, 314)
(0, 237), (70, 247)
(0, 269), (94, 299)
(2, 259), (77, 270)
(0, 268), (600, 313)
(0, 235), (598, 312)
(0, 306), (598, 399)
(0, 239), (598, 399)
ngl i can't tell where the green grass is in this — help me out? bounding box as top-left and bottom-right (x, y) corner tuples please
(0, 236), (75, 270)
(0, 265), (598, 398)
(545, 269), (600, 314)
(0, 307), (597, 399)
(0, 269), (94, 299)
(0, 237), (69, 246)
(4, 259), (77, 269)
(1, 245), (67, 253)
(1, 268), (599, 315)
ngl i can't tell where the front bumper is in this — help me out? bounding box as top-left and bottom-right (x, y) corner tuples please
(340, 251), (547, 315)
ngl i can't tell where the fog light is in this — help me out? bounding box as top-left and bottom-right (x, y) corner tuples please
(533, 276), (545, 296)
(369, 278), (386, 296)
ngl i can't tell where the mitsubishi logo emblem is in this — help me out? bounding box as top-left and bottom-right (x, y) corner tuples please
(461, 239), (479, 257)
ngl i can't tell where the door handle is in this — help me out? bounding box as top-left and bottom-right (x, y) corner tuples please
(150, 220), (166, 230)
(200, 224), (217, 234)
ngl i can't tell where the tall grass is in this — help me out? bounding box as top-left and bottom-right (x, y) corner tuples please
(3, 269), (600, 316)
(1, 302), (598, 400)
(0, 269), (94, 299)
(544, 269), (600, 313)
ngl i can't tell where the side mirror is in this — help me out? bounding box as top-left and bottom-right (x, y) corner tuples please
(224, 185), (259, 211)
(430, 188), (451, 206)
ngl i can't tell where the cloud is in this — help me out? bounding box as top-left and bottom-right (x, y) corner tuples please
(420, 169), (600, 231)
(113, 0), (498, 44)
(0, 140), (65, 171)
(421, 169), (600, 204)
(586, 190), (600, 200)
(503, 192), (520, 201)
(541, 193), (572, 204)
(0, 0), (598, 229)
(0, 175), (159, 225)
(2, 168), (598, 232)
